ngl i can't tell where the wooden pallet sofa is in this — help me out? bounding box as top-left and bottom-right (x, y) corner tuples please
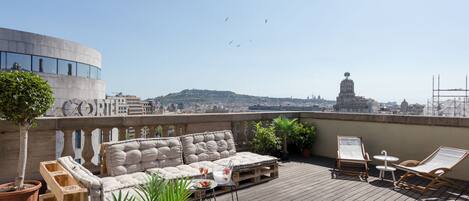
(180, 132), (279, 188)
(41, 130), (278, 201)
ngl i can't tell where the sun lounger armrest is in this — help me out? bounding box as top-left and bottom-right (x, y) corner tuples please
(429, 167), (451, 176)
(399, 160), (420, 167)
(365, 152), (371, 161)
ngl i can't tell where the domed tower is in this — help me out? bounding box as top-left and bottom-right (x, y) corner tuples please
(400, 99), (409, 113)
(339, 72), (355, 97)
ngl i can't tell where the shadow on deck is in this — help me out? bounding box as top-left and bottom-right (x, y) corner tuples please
(217, 156), (469, 201)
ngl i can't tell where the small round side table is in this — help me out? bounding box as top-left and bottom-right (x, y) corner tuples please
(373, 150), (399, 183)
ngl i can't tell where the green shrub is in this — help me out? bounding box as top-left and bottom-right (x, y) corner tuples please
(292, 123), (316, 151)
(251, 117), (316, 157)
(0, 71), (54, 124)
(252, 122), (281, 155)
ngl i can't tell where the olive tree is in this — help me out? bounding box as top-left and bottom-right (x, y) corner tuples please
(0, 70), (54, 189)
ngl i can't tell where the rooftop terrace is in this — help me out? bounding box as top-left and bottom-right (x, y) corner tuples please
(217, 156), (469, 201)
(1, 111), (469, 200)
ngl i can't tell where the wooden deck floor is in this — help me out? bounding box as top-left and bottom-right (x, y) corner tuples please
(217, 156), (469, 201)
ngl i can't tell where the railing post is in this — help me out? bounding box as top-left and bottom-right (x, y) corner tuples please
(82, 128), (96, 170)
(101, 128), (111, 143)
(175, 124), (186, 136)
(162, 125), (169, 137)
(62, 130), (75, 158)
(231, 121), (240, 146)
(118, 127), (127, 141)
(239, 121), (249, 150)
(148, 126), (157, 138)
(134, 126), (143, 138)
(232, 121), (250, 151)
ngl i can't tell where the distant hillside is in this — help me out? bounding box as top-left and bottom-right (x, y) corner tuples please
(152, 89), (334, 106)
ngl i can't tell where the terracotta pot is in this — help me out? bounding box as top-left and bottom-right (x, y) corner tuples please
(0, 180), (42, 201)
(302, 148), (311, 158)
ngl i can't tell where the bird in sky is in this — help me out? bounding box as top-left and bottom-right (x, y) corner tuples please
(265, 19), (268, 24)
(228, 40), (233, 45)
(225, 17), (229, 22)
(236, 44), (241, 48)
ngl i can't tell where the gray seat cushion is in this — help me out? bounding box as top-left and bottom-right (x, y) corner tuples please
(146, 161), (224, 180)
(104, 137), (183, 176)
(102, 171), (149, 201)
(180, 130), (237, 164)
(146, 165), (201, 180)
(187, 161), (224, 172)
(102, 172), (149, 192)
(214, 152), (278, 170)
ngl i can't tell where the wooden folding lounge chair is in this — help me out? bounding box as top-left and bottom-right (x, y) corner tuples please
(395, 146), (469, 193)
(332, 136), (371, 181)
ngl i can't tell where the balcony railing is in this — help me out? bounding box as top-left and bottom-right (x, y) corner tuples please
(0, 111), (468, 183)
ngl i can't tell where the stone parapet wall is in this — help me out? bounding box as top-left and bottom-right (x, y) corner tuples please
(1, 112), (468, 182)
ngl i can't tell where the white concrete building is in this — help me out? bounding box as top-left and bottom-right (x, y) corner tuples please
(103, 95), (128, 116)
(0, 27), (105, 117)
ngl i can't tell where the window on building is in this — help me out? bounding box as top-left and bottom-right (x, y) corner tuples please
(0, 52), (5, 69)
(58, 59), (76, 76)
(7, 52), (31, 71)
(33, 56), (57, 74)
(97, 68), (101, 80)
(67, 64), (73, 75)
(39, 59), (43, 72)
(89, 66), (99, 79)
(77, 63), (90, 78)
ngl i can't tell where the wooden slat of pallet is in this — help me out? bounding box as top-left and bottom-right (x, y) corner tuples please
(39, 161), (88, 201)
(233, 163), (278, 189)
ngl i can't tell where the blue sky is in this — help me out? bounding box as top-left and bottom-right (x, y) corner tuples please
(1, 0), (469, 103)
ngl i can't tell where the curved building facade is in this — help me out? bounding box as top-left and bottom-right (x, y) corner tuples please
(0, 27), (105, 116)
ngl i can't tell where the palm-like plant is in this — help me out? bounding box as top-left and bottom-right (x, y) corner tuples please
(112, 190), (136, 201)
(272, 116), (297, 159)
(134, 174), (166, 201)
(156, 178), (191, 201)
(112, 174), (191, 201)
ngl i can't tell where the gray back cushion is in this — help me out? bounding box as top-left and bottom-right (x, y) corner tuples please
(105, 137), (183, 176)
(180, 130), (236, 164)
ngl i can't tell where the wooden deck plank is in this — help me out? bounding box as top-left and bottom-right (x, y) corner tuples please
(216, 156), (469, 201)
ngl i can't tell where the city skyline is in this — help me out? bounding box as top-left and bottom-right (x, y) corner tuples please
(2, 1), (469, 103)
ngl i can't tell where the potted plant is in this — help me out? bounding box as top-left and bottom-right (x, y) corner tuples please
(251, 122), (281, 157)
(293, 123), (316, 158)
(272, 116), (297, 160)
(0, 70), (54, 201)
